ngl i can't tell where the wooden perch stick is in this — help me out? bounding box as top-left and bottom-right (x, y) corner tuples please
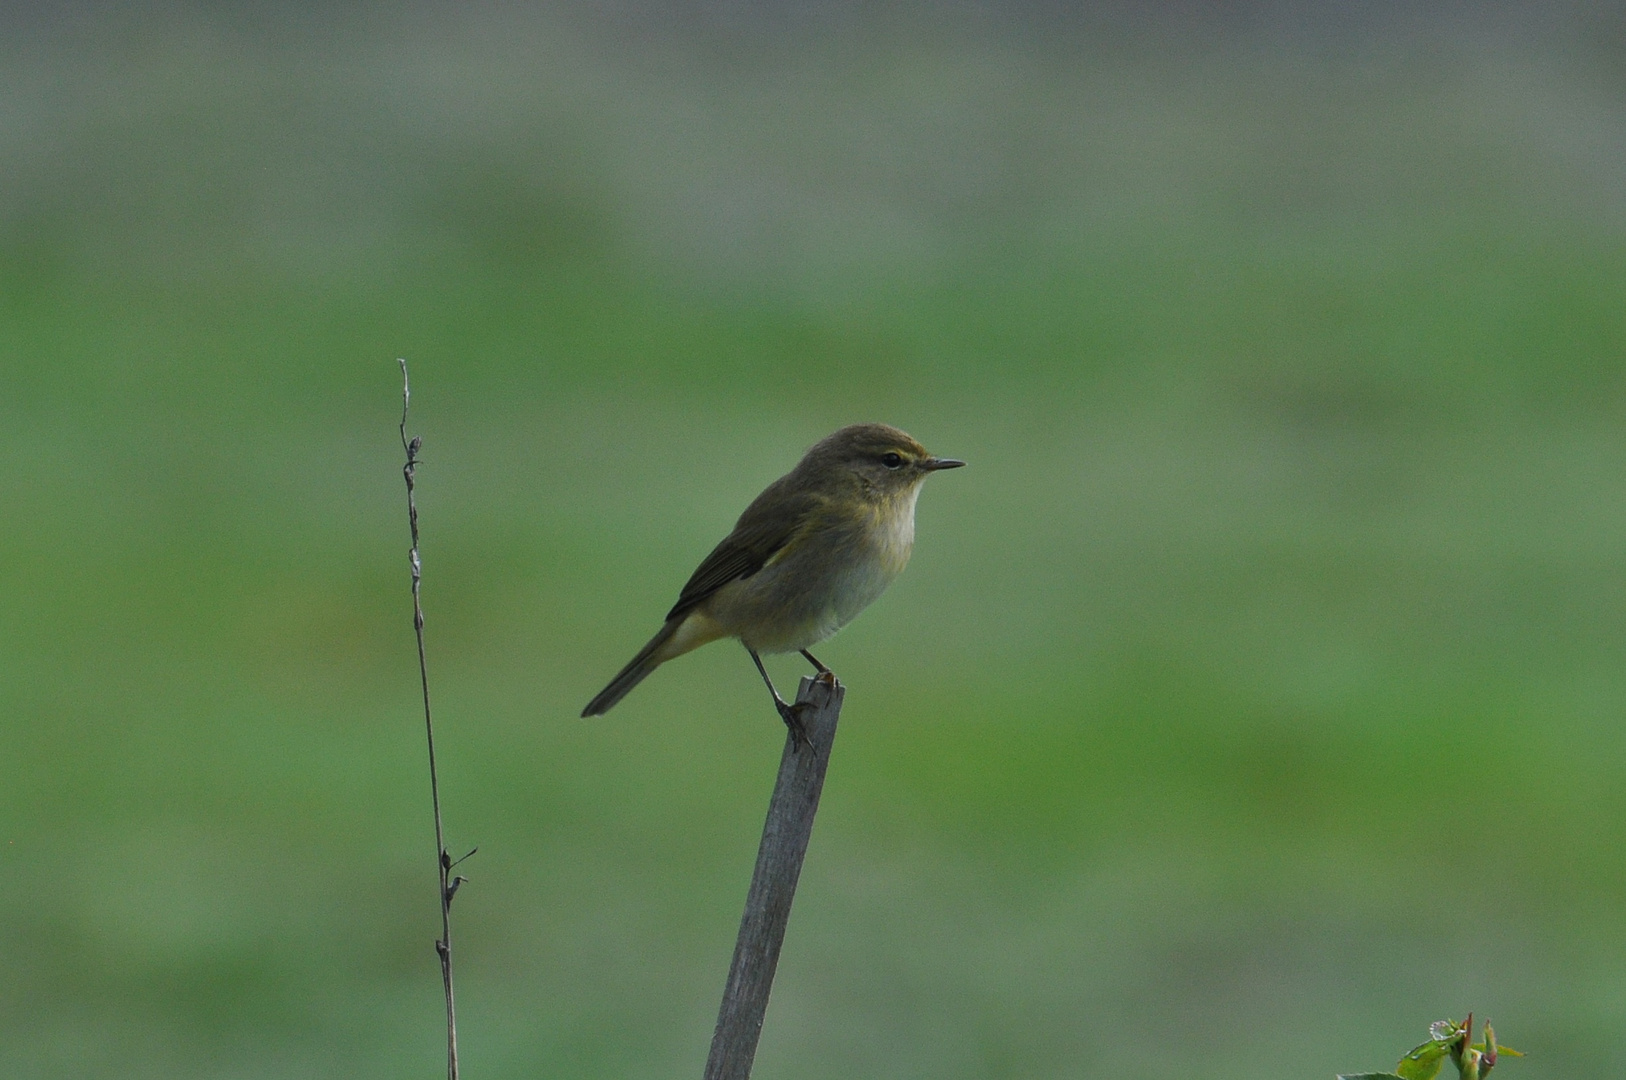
(703, 674), (846, 1080)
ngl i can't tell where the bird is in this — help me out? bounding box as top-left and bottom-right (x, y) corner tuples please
(581, 423), (964, 744)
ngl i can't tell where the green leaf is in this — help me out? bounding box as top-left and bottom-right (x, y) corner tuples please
(1338, 1074), (1409, 1080)
(1395, 1039), (1452, 1080)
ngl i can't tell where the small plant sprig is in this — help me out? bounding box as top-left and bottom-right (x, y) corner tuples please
(400, 359), (473, 1080)
(1339, 1014), (1521, 1080)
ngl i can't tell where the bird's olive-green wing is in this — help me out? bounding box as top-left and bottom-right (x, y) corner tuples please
(664, 476), (818, 622)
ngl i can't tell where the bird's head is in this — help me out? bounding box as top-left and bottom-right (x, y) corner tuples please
(801, 423), (965, 496)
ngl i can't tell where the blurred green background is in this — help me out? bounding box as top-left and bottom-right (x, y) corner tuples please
(4, 3), (1626, 1077)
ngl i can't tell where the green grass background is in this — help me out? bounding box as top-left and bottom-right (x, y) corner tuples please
(4, 4), (1626, 1076)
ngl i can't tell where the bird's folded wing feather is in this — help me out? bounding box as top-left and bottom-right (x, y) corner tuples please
(665, 478), (818, 622)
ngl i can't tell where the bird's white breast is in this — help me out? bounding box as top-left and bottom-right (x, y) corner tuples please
(827, 482), (919, 626)
(873, 482), (920, 574)
(708, 481), (924, 653)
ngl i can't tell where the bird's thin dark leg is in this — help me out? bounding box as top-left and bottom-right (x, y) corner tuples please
(799, 649), (830, 675)
(747, 646), (812, 752)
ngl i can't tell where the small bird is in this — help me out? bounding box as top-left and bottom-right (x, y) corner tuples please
(582, 423), (964, 742)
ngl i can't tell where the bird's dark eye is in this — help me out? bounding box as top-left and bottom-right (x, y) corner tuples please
(880, 452), (904, 469)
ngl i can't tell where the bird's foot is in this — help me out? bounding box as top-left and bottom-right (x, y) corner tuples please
(812, 668), (837, 687)
(775, 698), (816, 755)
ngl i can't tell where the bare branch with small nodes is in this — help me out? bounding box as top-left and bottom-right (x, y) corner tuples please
(400, 359), (470, 1080)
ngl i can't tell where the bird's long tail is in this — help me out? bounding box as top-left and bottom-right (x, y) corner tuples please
(581, 618), (683, 717)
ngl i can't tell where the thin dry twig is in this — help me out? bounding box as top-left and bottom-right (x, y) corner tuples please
(400, 358), (467, 1080)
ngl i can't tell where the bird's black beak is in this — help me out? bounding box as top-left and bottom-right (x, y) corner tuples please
(923, 457), (966, 471)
